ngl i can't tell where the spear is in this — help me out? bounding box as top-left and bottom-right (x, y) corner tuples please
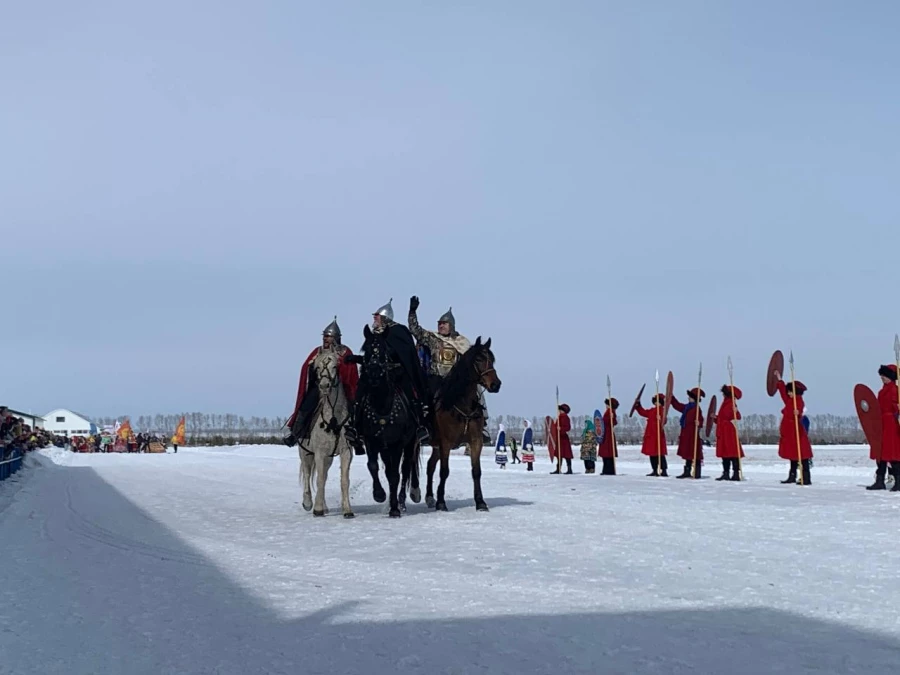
(655, 369), (662, 475)
(691, 362), (702, 478)
(789, 350), (803, 485)
(555, 385), (562, 474)
(607, 374), (617, 475)
(728, 356), (743, 480)
(894, 333), (900, 426)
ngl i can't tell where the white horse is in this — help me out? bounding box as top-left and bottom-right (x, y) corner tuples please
(299, 349), (354, 518)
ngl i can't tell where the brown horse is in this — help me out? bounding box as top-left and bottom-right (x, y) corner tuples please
(425, 337), (501, 511)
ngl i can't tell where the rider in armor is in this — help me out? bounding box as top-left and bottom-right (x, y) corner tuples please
(363, 298), (431, 445)
(408, 296), (492, 443)
(284, 317), (359, 448)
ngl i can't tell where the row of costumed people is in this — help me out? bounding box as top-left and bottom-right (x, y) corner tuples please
(493, 361), (900, 491)
(541, 382), (800, 482)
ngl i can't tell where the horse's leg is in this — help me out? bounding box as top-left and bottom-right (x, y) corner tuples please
(435, 442), (450, 512)
(385, 448), (402, 518)
(470, 434), (488, 512)
(425, 445), (439, 508)
(340, 444), (354, 519)
(301, 451), (313, 512)
(323, 453), (336, 514)
(399, 437), (417, 512)
(398, 464), (408, 513)
(313, 451), (329, 516)
(409, 440), (422, 504)
(366, 443), (386, 503)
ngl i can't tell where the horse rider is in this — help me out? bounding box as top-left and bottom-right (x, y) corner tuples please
(363, 298), (431, 445)
(283, 317), (360, 449)
(407, 295), (492, 444)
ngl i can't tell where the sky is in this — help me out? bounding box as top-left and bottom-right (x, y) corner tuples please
(2, 1), (898, 421)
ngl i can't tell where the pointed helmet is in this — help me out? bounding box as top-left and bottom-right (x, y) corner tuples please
(373, 298), (394, 321)
(322, 316), (341, 340)
(438, 307), (456, 333)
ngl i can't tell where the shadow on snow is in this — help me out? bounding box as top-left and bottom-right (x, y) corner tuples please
(2, 463), (897, 674)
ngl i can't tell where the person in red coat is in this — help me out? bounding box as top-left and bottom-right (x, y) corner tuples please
(550, 404), (574, 474)
(670, 388), (705, 479)
(868, 364), (900, 491)
(284, 318), (360, 448)
(712, 385), (744, 481)
(636, 394), (668, 476)
(773, 373), (813, 485)
(597, 398), (619, 475)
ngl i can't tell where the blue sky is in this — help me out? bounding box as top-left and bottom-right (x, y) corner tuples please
(2, 1), (898, 419)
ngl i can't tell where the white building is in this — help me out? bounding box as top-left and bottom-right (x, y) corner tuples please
(42, 409), (98, 437)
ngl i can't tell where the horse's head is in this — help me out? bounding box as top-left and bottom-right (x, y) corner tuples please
(361, 324), (395, 393)
(315, 349), (339, 391)
(472, 336), (501, 393)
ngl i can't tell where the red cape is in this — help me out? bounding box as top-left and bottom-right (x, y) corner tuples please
(287, 346), (359, 427)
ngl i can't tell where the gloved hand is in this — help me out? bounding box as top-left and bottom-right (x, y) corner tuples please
(409, 295), (420, 312)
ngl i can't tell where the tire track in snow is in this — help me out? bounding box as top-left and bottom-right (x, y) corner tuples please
(62, 481), (212, 567)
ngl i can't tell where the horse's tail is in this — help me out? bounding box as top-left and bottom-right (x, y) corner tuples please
(299, 445), (316, 485)
(403, 436), (421, 489)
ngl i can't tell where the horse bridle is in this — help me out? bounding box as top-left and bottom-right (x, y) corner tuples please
(308, 353), (350, 456)
(474, 356), (496, 388)
(449, 354), (495, 436)
(360, 344), (410, 438)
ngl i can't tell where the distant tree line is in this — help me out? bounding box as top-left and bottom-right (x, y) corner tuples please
(92, 411), (866, 446)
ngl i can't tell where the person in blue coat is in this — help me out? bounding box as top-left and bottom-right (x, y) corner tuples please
(495, 423), (508, 468)
(521, 420), (535, 471)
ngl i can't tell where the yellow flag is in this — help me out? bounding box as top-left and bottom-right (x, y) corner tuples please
(117, 420), (134, 442)
(172, 417), (186, 445)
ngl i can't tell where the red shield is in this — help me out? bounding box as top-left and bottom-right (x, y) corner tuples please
(629, 383), (646, 418)
(705, 395), (718, 438)
(854, 384), (882, 460)
(663, 371), (674, 423)
(767, 350), (784, 397)
(545, 415), (557, 458)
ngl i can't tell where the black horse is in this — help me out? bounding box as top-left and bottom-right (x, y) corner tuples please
(354, 324), (422, 518)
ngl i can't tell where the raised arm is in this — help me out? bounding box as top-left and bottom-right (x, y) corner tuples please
(775, 378), (791, 406)
(407, 296), (440, 351)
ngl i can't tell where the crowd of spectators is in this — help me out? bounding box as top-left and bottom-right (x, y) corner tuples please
(0, 408), (173, 460)
(0, 407), (66, 460)
(69, 431), (169, 453)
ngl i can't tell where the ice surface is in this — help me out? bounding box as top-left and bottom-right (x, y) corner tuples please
(1, 444), (898, 674)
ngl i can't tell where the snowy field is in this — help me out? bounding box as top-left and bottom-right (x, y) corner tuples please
(2, 443), (900, 674)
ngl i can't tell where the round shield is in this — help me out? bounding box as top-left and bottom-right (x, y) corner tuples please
(705, 395), (718, 438)
(854, 383), (882, 460)
(663, 371), (674, 423)
(767, 350), (784, 397)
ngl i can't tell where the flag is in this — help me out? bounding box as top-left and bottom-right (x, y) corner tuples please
(117, 419), (134, 442)
(172, 416), (186, 445)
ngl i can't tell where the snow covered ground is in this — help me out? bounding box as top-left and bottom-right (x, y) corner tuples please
(2, 443), (899, 674)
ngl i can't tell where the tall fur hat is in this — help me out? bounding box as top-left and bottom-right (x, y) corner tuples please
(721, 385), (743, 399)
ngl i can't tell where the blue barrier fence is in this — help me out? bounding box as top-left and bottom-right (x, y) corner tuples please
(0, 449), (24, 482)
